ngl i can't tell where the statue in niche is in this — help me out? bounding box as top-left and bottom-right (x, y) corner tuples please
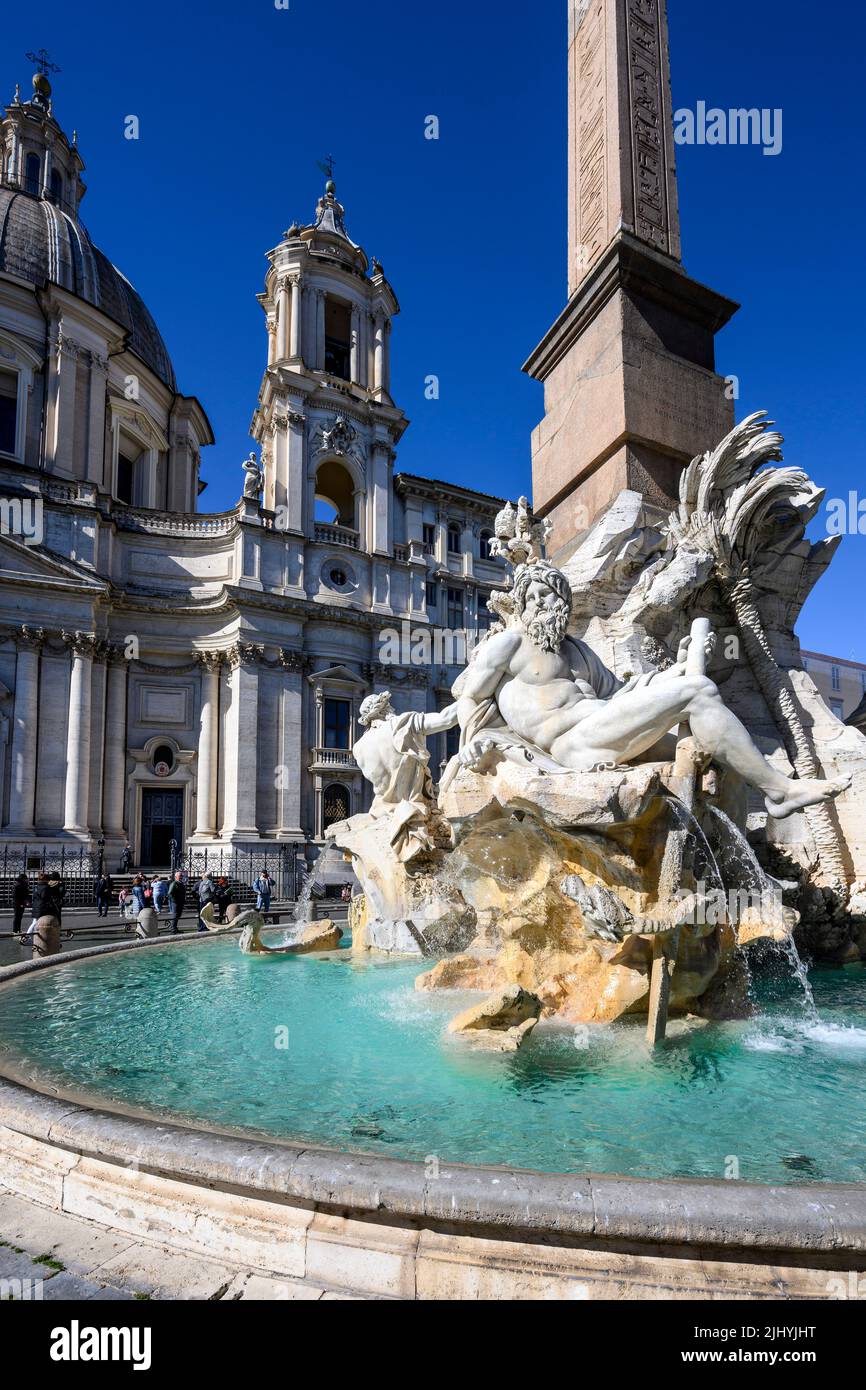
(242, 452), (264, 502)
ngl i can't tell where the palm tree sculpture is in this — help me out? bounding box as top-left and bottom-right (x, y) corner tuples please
(659, 412), (849, 909)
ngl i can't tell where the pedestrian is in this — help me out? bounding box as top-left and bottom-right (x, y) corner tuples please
(197, 872), (217, 930)
(131, 875), (147, 915)
(120, 842), (133, 873)
(12, 873), (30, 934)
(253, 870), (273, 914)
(117, 886), (129, 918)
(95, 873), (112, 918)
(153, 876), (169, 914)
(167, 872), (186, 935)
(31, 871), (64, 923)
(215, 876), (232, 924)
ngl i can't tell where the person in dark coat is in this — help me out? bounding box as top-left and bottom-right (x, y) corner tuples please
(95, 874), (112, 918)
(31, 873), (64, 923)
(12, 874), (30, 934)
(167, 872), (186, 935)
(120, 843), (133, 873)
(215, 876), (233, 924)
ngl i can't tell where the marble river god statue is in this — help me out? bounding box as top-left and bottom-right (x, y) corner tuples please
(327, 416), (859, 1037)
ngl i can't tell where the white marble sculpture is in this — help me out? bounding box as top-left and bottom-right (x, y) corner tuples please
(349, 691), (459, 862)
(326, 693), (476, 953)
(447, 557), (850, 821)
(330, 423), (861, 1032)
(242, 451), (264, 502)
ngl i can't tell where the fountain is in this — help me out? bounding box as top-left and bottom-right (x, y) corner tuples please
(328, 427), (857, 1046)
(0, 418), (865, 1298)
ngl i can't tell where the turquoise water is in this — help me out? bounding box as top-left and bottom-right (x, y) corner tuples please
(0, 937), (865, 1183)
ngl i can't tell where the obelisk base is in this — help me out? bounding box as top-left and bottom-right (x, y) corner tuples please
(524, 238), (738, 561)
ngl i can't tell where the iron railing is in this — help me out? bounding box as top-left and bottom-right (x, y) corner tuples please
(0, 842), (311, 908)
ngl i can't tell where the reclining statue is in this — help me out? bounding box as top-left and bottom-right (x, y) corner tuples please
(448, 559), (850, 821)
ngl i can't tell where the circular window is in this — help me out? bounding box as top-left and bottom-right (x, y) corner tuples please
(320, 558), (358, 595)
(153, 745), (175, 776)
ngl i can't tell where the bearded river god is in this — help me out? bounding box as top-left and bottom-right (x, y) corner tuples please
(449, 560), (850, 820)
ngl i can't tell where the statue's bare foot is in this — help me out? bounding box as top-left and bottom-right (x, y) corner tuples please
(765, 774), (852, 820)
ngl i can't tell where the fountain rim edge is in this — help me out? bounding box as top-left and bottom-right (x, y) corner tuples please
(0, 939), (865, 1255)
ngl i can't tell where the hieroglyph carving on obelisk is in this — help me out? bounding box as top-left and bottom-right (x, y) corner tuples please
(569, 0), (681, 295)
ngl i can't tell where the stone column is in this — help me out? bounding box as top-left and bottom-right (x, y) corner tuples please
(49, 330), (80, 478)
(87, 644), (108, 832)
(194, 653), (221, 836)
(436, 511), (448, 566)
(373, 313), (385, 392)
(102, 653), (128, 835)
(285, 410), (305, 533)
(8, 128), (21, 186)
(267, 317), (277, 367)
(316, 291), (326, 372)
(7, 628), (43, 835)
(350, 305), (361, 384)
(290, 275), (303, 359)
(384, 319), (392, 395)
(63, 634), (94, 836)
(360, 310), (370, 388)
(462, 522), (476, 578)
(302, 285), (314, 364)
(277, 651), (306, 838)
(221, 644), (261, 839)
(41, 142), (53, 198)
(370, 444), (392, 556)
(277, 278), (291, 360)
(86, 353), (109, 489)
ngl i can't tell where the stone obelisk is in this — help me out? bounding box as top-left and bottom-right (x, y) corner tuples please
(524, 0), (739, 559)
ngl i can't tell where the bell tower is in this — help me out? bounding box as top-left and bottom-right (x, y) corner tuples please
(1, 50), (86, 216)
(251, 173), (407, 562)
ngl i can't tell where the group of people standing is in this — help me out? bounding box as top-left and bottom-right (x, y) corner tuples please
(116, 869), (275, 934)
(9, 866), (278, 940)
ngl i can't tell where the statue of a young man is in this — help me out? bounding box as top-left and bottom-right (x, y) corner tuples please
(347, 691), (458, 861)
(452, 560), (850, 820)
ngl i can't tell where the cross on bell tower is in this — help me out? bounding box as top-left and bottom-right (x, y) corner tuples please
(25, 48), (60, 111)
(26, 48), (61, 77)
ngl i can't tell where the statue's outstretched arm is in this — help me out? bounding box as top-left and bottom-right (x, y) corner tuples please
(420, 703), (460, 735)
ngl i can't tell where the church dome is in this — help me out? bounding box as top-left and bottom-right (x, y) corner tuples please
(0, 185), (176, 389)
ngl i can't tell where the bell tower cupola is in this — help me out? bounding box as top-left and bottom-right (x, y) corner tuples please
(250, 167), (408, 544)
(256, 169), (400, 401)
(1, 51), (86, 217)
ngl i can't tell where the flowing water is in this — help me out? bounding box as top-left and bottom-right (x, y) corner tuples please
(267, 842), (345, 947)
(0, 936), (864, 1184)
(706, 806), (817, 1021)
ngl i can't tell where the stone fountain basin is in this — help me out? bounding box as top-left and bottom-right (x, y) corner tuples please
(0, 938), (865, 1300)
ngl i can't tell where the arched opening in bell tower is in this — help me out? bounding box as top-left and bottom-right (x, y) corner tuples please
(324, 296), (352, 381)
(314, 458), (355, 528)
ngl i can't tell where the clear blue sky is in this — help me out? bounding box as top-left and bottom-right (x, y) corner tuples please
(6, 0), (865, 657)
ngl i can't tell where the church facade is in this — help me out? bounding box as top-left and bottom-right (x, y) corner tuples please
(0, 65), (505, 873)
